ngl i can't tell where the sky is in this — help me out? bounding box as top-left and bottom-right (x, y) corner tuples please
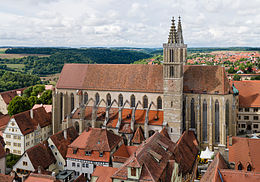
(0, 0), (259, 48)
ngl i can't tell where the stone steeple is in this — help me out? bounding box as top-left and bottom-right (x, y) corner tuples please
(168, 17), (177, 44)
(177, 16), (184, 44)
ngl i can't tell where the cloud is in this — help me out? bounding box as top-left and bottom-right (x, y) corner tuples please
(0, 0), (259, 47)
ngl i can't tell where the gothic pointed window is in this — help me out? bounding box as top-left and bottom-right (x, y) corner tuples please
(71, 93), (74, 112)
(106, 93), (111, 106)
(83, 92), (88, 104)
(157, 97), (162, 109)
(95, 93), (100, 105)
(226, 100), (230, 136)
(191, 98), (195, 128)
(203, 99), (207, 142)
(143, 95), (148, 109)
(60, 93), (63, 124)
(215, 100), (220, 143)
(247, 164), (252, 171)
(131, 95), (135, 108)
(238, 163), (242, 170)
(118, 94), (123, 107)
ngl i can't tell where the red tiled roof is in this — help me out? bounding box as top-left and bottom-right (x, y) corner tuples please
(228, 136), (260, 172)
(0, 114), (10, 128)
(27, 141), (56, 170)
(160, 127), (170, 140)
(112, 144), (137, 163)
(25, 173), (58, 182)
(74, 174), (88, 182)
(49, 127), (78, 159)
(57, 64), (231, 94)
(0, 87), (25, 105)
(0, 173), (14, 182)
(12, 107), (52, 135)
(219, 169), (260, 182)
(67, 128), (122, 162)
(92, 166), (118, 182)
(131, 126), (145, 144)
(200, 152), (228, 182)
(232, 81), (260, 107)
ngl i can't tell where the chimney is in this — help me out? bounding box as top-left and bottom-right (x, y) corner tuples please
(64, 129), (67, 140)
(30, 109), (33, 119)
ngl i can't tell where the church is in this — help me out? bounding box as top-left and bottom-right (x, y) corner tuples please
(52, 17), (238, 150)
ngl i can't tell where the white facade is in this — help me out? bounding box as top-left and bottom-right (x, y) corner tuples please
(66, 157), (109, 179)
(13, 152), (35, 174)
(3, 118), (52, 155)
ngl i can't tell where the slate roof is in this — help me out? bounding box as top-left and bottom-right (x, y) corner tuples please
(232, 81), (260, 107)
(228, 136), (260, 172)
(12, 107), (52, 135)
(26, 141), (56, 170)
(57, 64), (231, 95)
(49, 127), (78, 159)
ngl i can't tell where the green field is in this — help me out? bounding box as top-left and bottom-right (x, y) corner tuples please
(0, 48), (7, 54)
(0, 64), (25, 71)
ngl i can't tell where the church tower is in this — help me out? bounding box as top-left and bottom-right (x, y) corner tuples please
(163, 17), (187, 142)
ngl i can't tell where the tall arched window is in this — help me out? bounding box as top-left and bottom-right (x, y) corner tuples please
(157, 97), (162, 109)
(130, 95), (135, 107)
(183, 99), (186, 131)
(71, 93), (74, 112)
(118, 94), (123, 107)
(238, 163), (242, 170)
(203, 99), (207, 142)
(190, 98), (195, 128)
(143, 95), (148, 109)
(215, 100), (220, 143)
(226, 100), (229, 136)
(60, 93), (63, 123)
(106, 93), (111, 106)
(74, 121), (79, 133)
(95, 93), (100, 105)
(247, 164), (252, 171)
(83, 92), (88, 104)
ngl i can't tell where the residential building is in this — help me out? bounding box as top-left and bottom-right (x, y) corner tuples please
(0, 88), (25, 115)
(13, 141), (56, 177)
(228, 136), (260, 172)
(201, 152), (260, 182)
(48, 127), (79, 172)
(112, 144), (137, 168)
(233, 81), (260, 133)
(53, 16), (237, 151)
(91, 130), (199, 182)
(3, 106), (52, 155)
(66, 128), (123, 180)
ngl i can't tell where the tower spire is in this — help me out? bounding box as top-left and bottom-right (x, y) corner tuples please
(168, 17), (177, 44)
(177, 16), (184, 44)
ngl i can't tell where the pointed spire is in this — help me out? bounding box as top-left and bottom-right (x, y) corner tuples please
(177, 16), (184, 44)
(168, 17), (177, 44)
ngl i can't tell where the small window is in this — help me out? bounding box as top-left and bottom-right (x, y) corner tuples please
(242, 124), (246, 128)
(254, 116), (259, 120)
(244, 116), (249, 120)
(23, 161), (27, 166)
(85, 151), (91, 156)
(238, 116), (241, 120)
(99, 152), (103, 157)
(245, 108), (250, 112)
(72, 162), (75, 167)
(239, 108), (243, 112)
(253, 124), (258, 129)
(131, 167), (136, 176)
(73, 149), (78, 154)
(238, 163), (242, 170)
(254, 108), (258, 112)
(77, 163), (80, 167)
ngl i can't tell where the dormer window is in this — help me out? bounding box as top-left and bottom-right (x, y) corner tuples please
(99, 152), (103, 157)
(73, 149), (78, 154)
(247, 164), (252, 171)
(238, 163), (242, 170)
(131, 167), (136, 176)
(85, 151), (91, 156)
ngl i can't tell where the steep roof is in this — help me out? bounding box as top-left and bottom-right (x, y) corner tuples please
(228, 136), (260, 172)
(232, 81), (260, 107)
(131, 126), (145, 144)
(92, 166), (118, 182)
(68, 128), (122, 151)
(49, 127), (78, 159)
(0, 87), (25, 105)
(112, 144), (137, 163)
(27, 141), (56, 170)
(219, 169), (260, 182)
(0, 114), (11, 129)
(200, 152), (228, 182)
(12, 107), (52, 135)
(57, 64), (231, 94)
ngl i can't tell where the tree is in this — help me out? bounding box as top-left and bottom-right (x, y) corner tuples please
(233, 74), (241, 81)
(7, 96), (31, 116)
(39, 90), (52, 105)
(28, 96), (38, 107)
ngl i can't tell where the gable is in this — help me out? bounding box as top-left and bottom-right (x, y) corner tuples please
(3, 118), (23, 136)
(13, 152), (35, 172)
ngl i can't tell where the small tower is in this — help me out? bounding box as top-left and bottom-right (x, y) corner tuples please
(163, 17), (187, 142)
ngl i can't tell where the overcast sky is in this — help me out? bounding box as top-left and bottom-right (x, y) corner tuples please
(0, 0), (259, 47)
